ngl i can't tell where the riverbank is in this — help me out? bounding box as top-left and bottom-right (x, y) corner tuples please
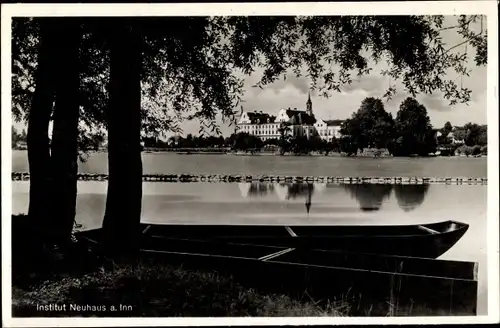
(144, 148), (487, 158)
(13, 260), (346, 317)
(12, 147), (487, 158)
(11, 215), (345, 317)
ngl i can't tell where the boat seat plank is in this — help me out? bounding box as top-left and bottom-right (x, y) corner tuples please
(418, 225), (440, 235)
(142, 225), (152, 235)
(259, 248), (295, 261)
(285, 226), (298, 237)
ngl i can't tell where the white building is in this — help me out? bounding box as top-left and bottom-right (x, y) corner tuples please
(314, 119), (343, 142)
(236, 93), (344, 142)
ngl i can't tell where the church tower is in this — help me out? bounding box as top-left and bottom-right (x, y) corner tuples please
(306, 91), (313, 116)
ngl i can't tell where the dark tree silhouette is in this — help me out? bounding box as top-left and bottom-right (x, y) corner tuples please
(340, 97), (395, 152)
(390, 97), (435, 156)
(442, 121), (453, 136)
(49, 19), (82, 246)
(101, 21), (143, 255)
(25, 20), (61, 239)
(231, 132), (264, 151)
(464, 122), (487, 146)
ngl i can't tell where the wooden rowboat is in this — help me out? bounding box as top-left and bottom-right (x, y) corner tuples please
(140, 220), (468, 259)
(75, 220), (476, 316)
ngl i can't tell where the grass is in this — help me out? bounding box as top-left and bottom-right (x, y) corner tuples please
(11, 214), (348, 317)
(12, 259), (349, 317)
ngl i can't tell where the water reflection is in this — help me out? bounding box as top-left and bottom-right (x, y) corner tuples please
(343, 184), (393, 212)
(239, 182), (431, 213)
(240, 182), (315, 213)
(248, 182), (275, 197)
(394, 184), (430, 212)
(281, 183), (315, 200)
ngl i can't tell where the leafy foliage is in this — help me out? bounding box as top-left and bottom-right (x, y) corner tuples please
(277, 122), (293, 154)
(437, 121), (453, 144)
(463, 122), (487, 146)
(340, 97), (395, 151)
(166, 134), (226, 148)
(12, 15), (488, 142)
(390, 98), (436, 156)
(338, 136), (359, 156)
(230, 132), (264, 151)
(442, 121), (453, 135)
(230, 15), (487, 106)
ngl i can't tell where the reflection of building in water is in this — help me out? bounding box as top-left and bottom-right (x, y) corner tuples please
(394, 184), (430, 212)
(249, 182), (275, 197)
(343, 184), (393, 211)
(238, 182), (275, 198)
(239, 182), (430, 213)
(274, 183), (289, 201)
(238, 182), (252, 198)
(272, 183), (315, 202)
(239, 182), (315, 213)
(240, 182), (314, 201)
(284, 183), (314, 200)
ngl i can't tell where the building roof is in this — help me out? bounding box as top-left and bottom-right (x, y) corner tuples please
(324, 119), (344, 126)
(245, 111), (276, 124)
(285, 109), (316, 125)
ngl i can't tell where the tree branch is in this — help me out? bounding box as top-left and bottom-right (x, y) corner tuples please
(437, 25), (461, 32)
(443, 39), (472, 55)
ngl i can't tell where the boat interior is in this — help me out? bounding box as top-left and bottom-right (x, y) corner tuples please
(143, 220), (468, 238)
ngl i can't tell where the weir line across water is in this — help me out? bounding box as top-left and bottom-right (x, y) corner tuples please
(11, 172), (487, 185)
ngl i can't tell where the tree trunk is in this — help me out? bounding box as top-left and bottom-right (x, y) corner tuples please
(50, 19), (81, 246)
(27, 19), (59, 238)
(102, 22), (143, 256)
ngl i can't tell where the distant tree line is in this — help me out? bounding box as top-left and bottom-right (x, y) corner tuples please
(143, 134), (228, 149)
(340, 97), (487, 157)
(436, 121), (487, 156)
(338, 97), (436, 156)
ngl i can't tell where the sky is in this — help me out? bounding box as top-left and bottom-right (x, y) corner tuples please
(12, 16), (488, 138)
(178, 16), (488, 138)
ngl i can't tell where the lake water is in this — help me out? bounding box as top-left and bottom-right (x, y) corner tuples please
(12, 150), (487, 177)
(11, 180), (488, 315)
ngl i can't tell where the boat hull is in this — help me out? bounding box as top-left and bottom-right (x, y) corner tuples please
(141, 220), (468, 259)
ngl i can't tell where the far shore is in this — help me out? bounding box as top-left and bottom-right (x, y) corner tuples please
(11, 148), (488, 159)
(143, 149), (488, 158)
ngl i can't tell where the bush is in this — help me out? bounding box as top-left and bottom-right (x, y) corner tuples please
(480, 145), (487, 155)
(438, 144), (458, 156)
(471, 145), (481, 156)
(339, 137), (358, 156)
(456, 145), (472, 156)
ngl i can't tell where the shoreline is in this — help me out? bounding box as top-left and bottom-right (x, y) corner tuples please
(11, 214), (347, 317)
(11, 148), (488, 158)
